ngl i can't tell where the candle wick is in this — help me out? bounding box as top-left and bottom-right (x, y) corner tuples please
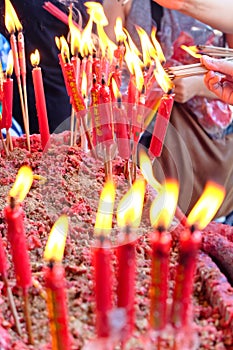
(99, 234), (105, 245)
(9, 196), (16, 209)
(48, 260), (55, 269)
(190, 224), (196, 234)
(157, 225), (165, 234)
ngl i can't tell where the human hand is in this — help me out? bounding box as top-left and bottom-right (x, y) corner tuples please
(173, 76), (202, 103)
(201, 56), (233, 104)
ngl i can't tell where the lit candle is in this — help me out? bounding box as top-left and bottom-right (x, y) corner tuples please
(90, 74), (101, 147)
(44, 215), (71, 350)
(30, 49), (50, 150)
(93, 180), (115, 338)
(116, 178), (145, 340)
(4, 165), (34, 344)
(170, 181), (225, 328)
(2, 50), (13, 134)
(149, 92), (174, 157)
(149, 179), (179, 330)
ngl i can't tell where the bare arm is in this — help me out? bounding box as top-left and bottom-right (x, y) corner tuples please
(152, 0), (233, 34)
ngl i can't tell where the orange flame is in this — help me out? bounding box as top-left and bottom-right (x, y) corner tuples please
(187, 181), (225, 230)
(151, 27), (166, 63)
(114, 17), (126, 43)
(5, 0), (22, 33)
(6, 50), (13, 76)
(94, 180), (116, 236)
(181, 45), (202, 59)
(139, 148), (161, 192)
(150, 179), (179, 229)
(68, 7), (82, 56)
(80, 19), (95, 57)
(85, 2), (108, 26)
(60, 36), (70, 63)
(154, 57), (174, 93)
(44, 215), (69, 262)
(136, 25), (156, 66)
(9, 165), (33, 203)
(30, 49), (40, 67)
(124, 42), (144, 92)
(111, 77), (121, 100)
(124, 28), (141, 57)
(117, 178), (146, 228)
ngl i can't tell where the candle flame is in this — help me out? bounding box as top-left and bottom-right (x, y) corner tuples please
(136, 25), (156, 66)
(60, 36), (70, 63)
(55, 36), (61, 50)
(181, 45), (202, 59)
(94, 180), (116, 236)
(150, 179), (179, 229)
(85, 2), (109, 26)
(44, 215), (69, 262)
(5, 0), (22, 33)
(30, 49), (40, 67)
(124, 42), (144, 92)
(97, 24), (117, 61)
(9, 165), (33, 203)
(139, 148), (161, 192)
(111, 77), (121, 100)
(154, 57), (174, 93)
(80, 18), (95, 57)
(117, 178), (146, 228)
(151, 27), (166, 63)
(187, 181), (225, 230)
(68, 6), (82, 56)
(6, 50), (13, 76)
(124, 28), (141, 57)
(114, 17), (126, 43)
(81, 70), (87, 98)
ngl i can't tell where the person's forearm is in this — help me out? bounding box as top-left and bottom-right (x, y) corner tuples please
(177, 0), (233, 34)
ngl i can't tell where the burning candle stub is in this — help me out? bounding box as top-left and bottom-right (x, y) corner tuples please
(93, 180), (115, 339)
(4, 165), (34, 344)
(44, 214), (71, 350)
(30, 49), (50, 150)
(116, 178), (145, 342)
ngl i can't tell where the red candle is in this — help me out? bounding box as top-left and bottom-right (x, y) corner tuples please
(149, 92), (174, 157)
(93, 238), (113, 338)
(44, 262), (70, 349)
(2, 76), (13, 131)
(92, 51), (101, 83)
(31, 50), (50, 150)
(98, 76), (114, 145)
(44, 215), (70, 349)
(170, 228), (201, 328)
(4, 199), (32, 290)
(90, 75), (101, 147)
(0, 234), (8, 278)
(114, 99), (130, 160)
(116, 231), (137, 339)
(4, 165), (33, 290)
(150, 229), (171, 330)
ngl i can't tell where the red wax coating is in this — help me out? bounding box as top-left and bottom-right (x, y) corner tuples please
(93, 241), (113, 338)
(92, 55), (101, 83)
(117, 233), (137, 338)
(114, 44), (125, 68)
(150, 230), (171, 330)
(63, 63), (86, 115)
(170, 228), (202, 328)
(71, 56), (80, 85)
(79, 57), (87, 88)
(100, 56), (109, 83)
(17, 32), (26, 78)
(0, 234), (7, 277)
(113, 103), (130, 159)
(109, 66), (122, 103)
(32, 66), (50, 149)
(86, 55), (93, 95)
(10, 34), (20, 78)
(98, 80), (114, 145)
(44, 263), (71, 350)
(149, 93), (174, 157)
(4, 205), (32, 289)
(132, 93), (145, 144)
(58, 54), (70, 94)
(2, 78), (13, 130)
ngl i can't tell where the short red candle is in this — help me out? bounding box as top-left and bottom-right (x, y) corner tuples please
(149, 93), (174, 157)
(116, 230), (137, 338)
(170, 228), (201, 328)
(93, 238), (113, 338)
(32, 65), (50, 150)
(150, 229), (171, 330)
(44, 261), (70, 350)
(2, 77), (13, 130)
(4, 199), (32, 290)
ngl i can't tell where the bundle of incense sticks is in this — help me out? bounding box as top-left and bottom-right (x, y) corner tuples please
(43, 1), (81, 29)
(167, 57), (233, 80)
(196, 45), (233, 57)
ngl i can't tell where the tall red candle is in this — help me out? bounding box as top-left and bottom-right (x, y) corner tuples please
(2, 76), (13, 131)
(4, 198), (32, 289)
(93, 238), (113, 338)
(150, 229), (171, 330)
(149, 92), (174, 157)
(170, 228), (201, 328)
(90, 75), (101, 147)
(98, 76), (114, 145)
(31, 50), (50, 150)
